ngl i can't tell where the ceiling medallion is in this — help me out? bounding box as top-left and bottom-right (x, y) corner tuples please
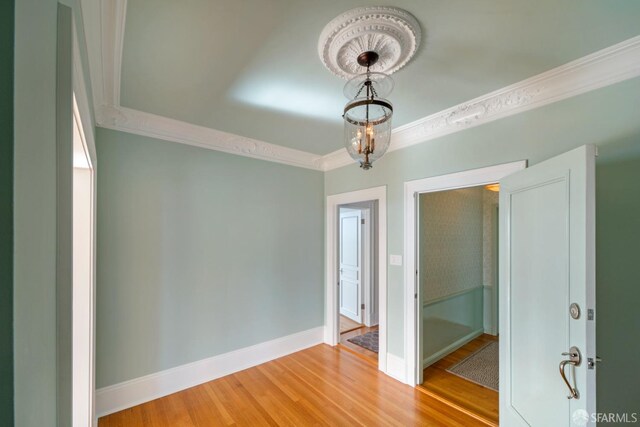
(318, 6), (421, 79)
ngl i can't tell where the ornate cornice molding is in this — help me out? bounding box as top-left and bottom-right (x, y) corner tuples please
(318, 6), (421, 79)
(96, 106), (324, 170)
(81, 3), (640, 173)
(321, 35), (640, 171)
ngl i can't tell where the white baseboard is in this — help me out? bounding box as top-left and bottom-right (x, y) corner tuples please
(422, 328), (484, 368)
(385, 352), (407, 384)
(96, 326), (324, 417)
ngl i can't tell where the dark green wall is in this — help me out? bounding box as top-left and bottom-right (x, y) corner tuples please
(0, 0), (15, 425)
(595, 150), (640, 416)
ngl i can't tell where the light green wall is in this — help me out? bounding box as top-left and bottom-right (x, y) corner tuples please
(1, 0), (14, 425)
(13, 0), (92, 425)
(95, 128), (324, 387)
(325, 76), (640, 414)
(14, 1), (59, 424)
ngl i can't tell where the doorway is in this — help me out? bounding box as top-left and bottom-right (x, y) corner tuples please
(325, 186), (388, 373)
(338, 202), (379, 364)
(403, 162), (526, 425)
(72, 94), (96, 427)
(418, 184), (500, 424)
(405, 148), (597, 426)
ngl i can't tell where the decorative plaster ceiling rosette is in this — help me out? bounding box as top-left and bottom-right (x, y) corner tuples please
(318, 6), (421, 79)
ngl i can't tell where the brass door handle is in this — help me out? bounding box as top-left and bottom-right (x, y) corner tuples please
(559, 346), (581, 399)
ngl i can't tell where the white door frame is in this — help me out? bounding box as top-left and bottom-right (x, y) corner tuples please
(72, 20), (98, 426)
(326, 186), (387, 371)
(403, 161), (526, 386)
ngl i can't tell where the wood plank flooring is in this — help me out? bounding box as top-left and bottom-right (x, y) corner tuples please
(339, 315), (362, 334)
(99, 344), (486, 426)
(418, 334), (499, 426)
(339, 324), (378, 364)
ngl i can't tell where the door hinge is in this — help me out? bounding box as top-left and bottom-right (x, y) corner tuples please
(361, 218), (365, 225)
(414, 293), (418, 299)
(361, 303), (365, 310)
(587, 309), (594, 320)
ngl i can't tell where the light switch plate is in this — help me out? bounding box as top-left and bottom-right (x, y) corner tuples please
(389, 254), (403, 266)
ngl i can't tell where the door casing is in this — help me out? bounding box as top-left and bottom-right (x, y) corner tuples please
(325, 186), (387, 372)
(403, 161), (526, 386)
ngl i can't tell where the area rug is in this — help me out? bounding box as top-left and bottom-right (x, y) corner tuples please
(347, 330), (379, 353)
(446, 341), (499, 391)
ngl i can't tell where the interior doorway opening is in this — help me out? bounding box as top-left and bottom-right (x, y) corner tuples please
(403, 161), (526, 425)
(325, 186), (387, 373)
(418, 184), (500, 424)
(337, 201), (379, 365)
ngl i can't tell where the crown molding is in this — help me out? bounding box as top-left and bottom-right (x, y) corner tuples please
(322, 35), (640, 171)
(82, 3), (640, 172)
(81, 0), (128, 110)
(96, 106), (324, 170)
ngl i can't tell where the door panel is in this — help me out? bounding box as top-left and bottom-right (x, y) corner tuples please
(500, 145), (596, 426)
(340, 210), (362, 323)
(510, 178), (569, 424)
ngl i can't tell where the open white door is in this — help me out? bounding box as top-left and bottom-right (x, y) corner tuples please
(499, 145), (596, 426)
(339, 209), (362, 323)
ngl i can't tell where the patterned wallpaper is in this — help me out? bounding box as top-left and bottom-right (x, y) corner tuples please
(420, 187), (484, 302)
(483, 189), (499, 287)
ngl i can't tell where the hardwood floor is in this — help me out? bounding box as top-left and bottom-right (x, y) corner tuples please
(418, 334), (499, 426)
(99, 344), (486, 426)
(338, 324), (378, 364)
(339, 314), (362, 334)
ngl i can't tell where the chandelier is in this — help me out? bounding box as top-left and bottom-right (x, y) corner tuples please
(343, 51), (393, 169)
(318, 6), (421, 170)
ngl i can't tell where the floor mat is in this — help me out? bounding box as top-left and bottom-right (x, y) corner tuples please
(446, 341), (499, 391)
(347, 330), (379, 353)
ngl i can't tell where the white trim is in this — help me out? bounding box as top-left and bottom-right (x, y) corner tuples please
(72, 18), (98, 427)
(325, 186), (387, 373)
(103, 0), (128, 107)
(96, 326), (324, 417)
(96, 105), (324, 170)
(385, 353), (407, 384)
(72, 30), (97, 168)
(322, 35), (640, 171)
(403, 161), (526, 386)
(81, 0), (127, 111)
